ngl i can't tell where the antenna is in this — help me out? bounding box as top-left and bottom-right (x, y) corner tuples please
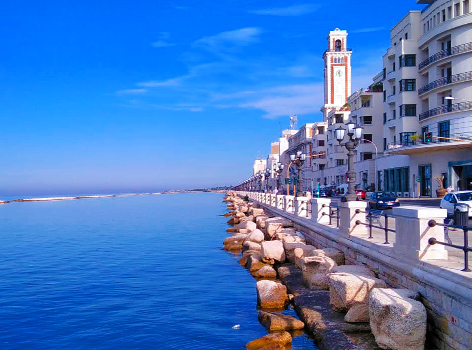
(290, 114), (298, 130)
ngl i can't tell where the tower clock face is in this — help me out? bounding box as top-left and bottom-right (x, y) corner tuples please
(333, 66), (345, 106)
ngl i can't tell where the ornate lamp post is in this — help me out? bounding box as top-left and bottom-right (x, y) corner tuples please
(290, 151), (306, 196)
(274, 162), (284, 192)
(335, 122), (363, 202)
(265, 168), (271, 192)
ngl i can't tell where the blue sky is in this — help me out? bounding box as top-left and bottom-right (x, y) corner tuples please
(0, 0), (425, 196)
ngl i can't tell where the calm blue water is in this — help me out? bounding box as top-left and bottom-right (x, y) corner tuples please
(0, 193), (318, 349)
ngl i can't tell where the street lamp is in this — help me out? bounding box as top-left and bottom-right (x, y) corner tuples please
(336, 123), (363, 202)
(291, 151), (306, 196)
(274, 162), (284, 192)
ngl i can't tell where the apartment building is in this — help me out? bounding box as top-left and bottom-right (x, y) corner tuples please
(378, 0), (472, 196)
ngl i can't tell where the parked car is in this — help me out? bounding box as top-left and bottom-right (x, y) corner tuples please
(368, 192), (400, 210)
(355, 189), (366, 200)
(439, 191), (472, 217)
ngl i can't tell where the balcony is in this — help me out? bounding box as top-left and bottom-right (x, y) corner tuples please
(387, 138), (472, 155)
(386, 70), (396, 81)
(418, 42), (472, 71)
(386, 94), (396, 104)
(418, 71), (472, 95)
(419, 101), (472, 121)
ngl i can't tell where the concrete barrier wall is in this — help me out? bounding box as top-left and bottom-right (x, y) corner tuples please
(238, 191), (472, 350)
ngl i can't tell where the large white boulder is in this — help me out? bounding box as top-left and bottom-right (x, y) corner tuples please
(245, 229), (265, 244)
(300, 256), (337, 290)
(369, 288), (426, 350)
(311, 248), (345, 266)
(294, 246), (317, 268)
(235, 220), (256, 231)
(328, 272), (387, 322)
(256, 280), (288, 309)
(256, 215), (269, 230)
(261, 240), (286, 264)
(265, 217), (293, 239)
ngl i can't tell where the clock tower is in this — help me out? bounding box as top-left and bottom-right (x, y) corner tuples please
(321, 28), (352, 121)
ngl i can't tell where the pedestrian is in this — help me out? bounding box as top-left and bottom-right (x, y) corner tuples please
(447, 185), (453, 193)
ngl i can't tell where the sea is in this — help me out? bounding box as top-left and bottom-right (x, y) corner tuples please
(0, 192), (319, 349)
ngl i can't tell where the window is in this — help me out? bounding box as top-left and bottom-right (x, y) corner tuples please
(318, 140), (325, 147)
(318, 128), (324, 134)
(400, 79), (416, 92)
(400, 104), (416, 117)
(335, 39), (342, 51)
(392, 62), (396, 71)
(361, 100), (371, 107)
(383, 68), (386, 80)
(363, 116), (373, 125)
(363, 134), (373, 143)
(335, 115), (343, 123)
(383, 138), (387, 151)
(442, 9), (446, 21)
(392, 109), (396, 120)
(399, 54), (416, 67)
(405, 33), (408, 40)
(438, 121), (450, 142)
(319, 164), (325, 170)
(400, 132), (415, 146)
(383, 91), (387, 101)
(383, 113), (387, 124)
(336, 159), (344, 166)
(363, 153), (373, 160)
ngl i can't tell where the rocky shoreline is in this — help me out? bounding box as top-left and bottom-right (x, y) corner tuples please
(222, 191), (428, 350)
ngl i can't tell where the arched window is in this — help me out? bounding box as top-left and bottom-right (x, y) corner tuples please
(335, 39), (342, 52)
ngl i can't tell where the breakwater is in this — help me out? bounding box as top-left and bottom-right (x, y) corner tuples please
(223, 191), (435, 350)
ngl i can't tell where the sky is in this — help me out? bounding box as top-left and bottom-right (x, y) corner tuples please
(0, 0), (426, 196)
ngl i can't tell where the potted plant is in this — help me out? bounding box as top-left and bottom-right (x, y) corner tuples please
(410, 133), (420, 144)
(435, 175), (447, 198)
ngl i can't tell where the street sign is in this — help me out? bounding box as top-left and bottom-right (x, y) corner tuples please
(416, 176), (420, 182)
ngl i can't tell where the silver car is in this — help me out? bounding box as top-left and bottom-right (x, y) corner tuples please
(440, 191), (472, 217)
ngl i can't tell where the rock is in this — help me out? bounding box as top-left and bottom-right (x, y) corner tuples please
(293, 246), (317, 268)
(328, 273), (387, 316)
(273, 228), (298, 241)
(245, 229), (265, 244)
(344, 303), (370, 323)
(253, 265), (277, 279)
(253, 344), (286, 350)
(223, 243), (243, 252)
(256, 215), (269, 230)
(311, 248), (345, 266)
(239, 250), (261, 267)
(300, 256), (337, 290)
(235, 220), (257, 231)
(242, 241), (262, 252)
(246, 331), (292, 350)
(251, 208), (265, 217)
(256, 280), (288, 309)
(239, 228), (252, 234)
(330, 264), (375, 277)
(369, 288), (425, 350)
(265, 217), (293, 239)
(223, 234), (247, 246)
(281, 234), (304, 244)
(227, 217), (235, 225)
(258, 311), (305, 331)
(247, 255), (267, 272)
(261, 241), (286, 264)
(283, 242), (308, 263)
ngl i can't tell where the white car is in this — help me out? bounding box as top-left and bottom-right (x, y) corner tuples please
(440, 191), (472, 217)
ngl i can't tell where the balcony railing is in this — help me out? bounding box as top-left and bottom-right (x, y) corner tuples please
(419, 101), (472, 121)
(418, 42), (472, 70)
(418, 71), (472, 95)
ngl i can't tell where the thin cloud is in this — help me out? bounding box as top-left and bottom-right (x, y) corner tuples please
(151, 32), (176, 48)
(350, 27), (385, 33)
(193, 27), (262, 50)
(116, 89), (147, 95)
(249, 4), (320, 16)
(137, 77), (185, 87)
(214, 83), (325, 119)
(151, 40), (176, 48)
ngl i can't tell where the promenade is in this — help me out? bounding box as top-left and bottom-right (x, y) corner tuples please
(237, 191), (472, 350)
